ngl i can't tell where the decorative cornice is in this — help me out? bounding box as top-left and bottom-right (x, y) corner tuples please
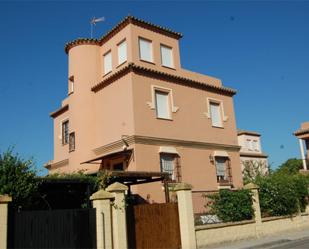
(91, 63), (237, 96)
(237, 129), (261, 137)
(65, 15), (182, 54)
(46, 159), (69, 169)
(50, 104), (69, 118)
(93, 135), (241, 156)
(240, 152), (268, 158)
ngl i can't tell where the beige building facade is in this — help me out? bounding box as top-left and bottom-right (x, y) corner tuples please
(237, 130), (269, 175)
(46, 16), (243, 204)
(294, 122), (309, 171)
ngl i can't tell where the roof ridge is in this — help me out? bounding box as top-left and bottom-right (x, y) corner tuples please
(65, 15), (182, 54)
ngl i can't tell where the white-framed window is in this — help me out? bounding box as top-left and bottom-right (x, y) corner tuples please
(160, 154), (175, 180)
(117, 40), (127, 65)
(69, 75), (74, 94)
(155, 90), (170, 119)
(139, 38), (153, 62)
(62, 120), (69, 145)
(160, 45), (173, 68)
(245, 139), (251, 149)
(104, 51), (112, 75)
(210, 102), (223, 127)
(253, 140), (259, 151)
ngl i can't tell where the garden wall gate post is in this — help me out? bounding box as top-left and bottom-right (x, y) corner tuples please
(106, 182), (128, 249)
(244, 183), (262, 224)
(175, 183), (197, 249)
(90, 189), (114, 249)
(0, 195), (12, 249)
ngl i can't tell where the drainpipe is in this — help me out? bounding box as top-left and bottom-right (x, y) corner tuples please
(299, 139), (307, 170)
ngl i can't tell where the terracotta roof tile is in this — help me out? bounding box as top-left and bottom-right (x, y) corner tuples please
(91, 63), (237, 96)
(294, 128), (309, 136)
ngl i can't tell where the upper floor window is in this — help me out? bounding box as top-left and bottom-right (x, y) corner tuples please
(62, 120), (69, 145)
(139, 38), (153, 62)
(104, 51), (112, 75)
(210, 102), (222, 127)
(253, 140), (259, 151)
(69, 132), (75, 152)
(118, 40), (127, 65)
(245, 139), (251, 150)
(155, 90), (170, 119)
(160, 45), (173, 68)
(160, 154), (176, 181)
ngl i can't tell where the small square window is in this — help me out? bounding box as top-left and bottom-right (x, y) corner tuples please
(210, 102), (222, 127)
(155, 90), (170, 119)
(160, 45), (173, 68)
(118, 40), (127, 65)
(104, 51), (112, 75)
(139, 38), (153, 62)
(62, 120), (69, 145)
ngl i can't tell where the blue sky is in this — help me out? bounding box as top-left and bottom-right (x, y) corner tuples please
(0, 1), (308, 174)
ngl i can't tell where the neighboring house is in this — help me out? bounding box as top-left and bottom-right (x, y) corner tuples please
(45, 16), (243, 207)
(237, 130), (269, 175)
(294, 122), (309, 171)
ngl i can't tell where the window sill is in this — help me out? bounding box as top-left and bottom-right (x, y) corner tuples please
(156, 117), (173, 121)
(162, 65), (176, 70)
(212, 125), (224, 129)
(140, 59), (155, 65)
(116, 61), (127, 68)
(62, 143), (68, 146)
(103, 71), (112, 78)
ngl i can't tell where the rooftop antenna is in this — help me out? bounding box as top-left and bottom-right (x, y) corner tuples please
(90, 16), (105, 38)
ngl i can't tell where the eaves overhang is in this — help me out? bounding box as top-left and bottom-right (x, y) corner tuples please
(50, 104), (69, 118)
(294, 128), (309, 137)
(91, 63), (237, 96)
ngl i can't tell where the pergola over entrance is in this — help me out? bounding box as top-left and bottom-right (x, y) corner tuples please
(105, 171), (171, 203)
(82, 150), (172, 202)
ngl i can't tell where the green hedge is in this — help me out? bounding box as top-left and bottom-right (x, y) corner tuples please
(206, 189), (254, 222)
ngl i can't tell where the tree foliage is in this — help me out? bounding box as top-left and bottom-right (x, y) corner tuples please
(276, 158), (303, 175)
(0, 149), (39, 209)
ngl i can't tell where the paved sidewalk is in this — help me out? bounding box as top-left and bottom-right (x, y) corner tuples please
(204, 228), (309, 249)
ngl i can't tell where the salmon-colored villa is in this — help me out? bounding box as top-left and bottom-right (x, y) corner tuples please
(46, 16), (243, 207)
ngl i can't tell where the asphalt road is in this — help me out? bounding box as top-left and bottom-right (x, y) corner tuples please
(246, 237), (309, 249)
(270, 237), (309, 249)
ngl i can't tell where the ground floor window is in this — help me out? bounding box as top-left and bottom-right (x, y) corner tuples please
(160, 154), (176, 181)
(215, 157), (228, 183)
(113, 162), (124, 171)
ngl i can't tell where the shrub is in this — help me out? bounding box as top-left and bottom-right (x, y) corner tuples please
(254, 173), (309, 217)
(206, 189), (254, 222)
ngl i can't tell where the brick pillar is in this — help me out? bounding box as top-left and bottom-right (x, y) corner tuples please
(0, 195), (12, 249)
(106, 182), (128, 249)
(175, 183), (197, 249)
(90, 189), (114, 249)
